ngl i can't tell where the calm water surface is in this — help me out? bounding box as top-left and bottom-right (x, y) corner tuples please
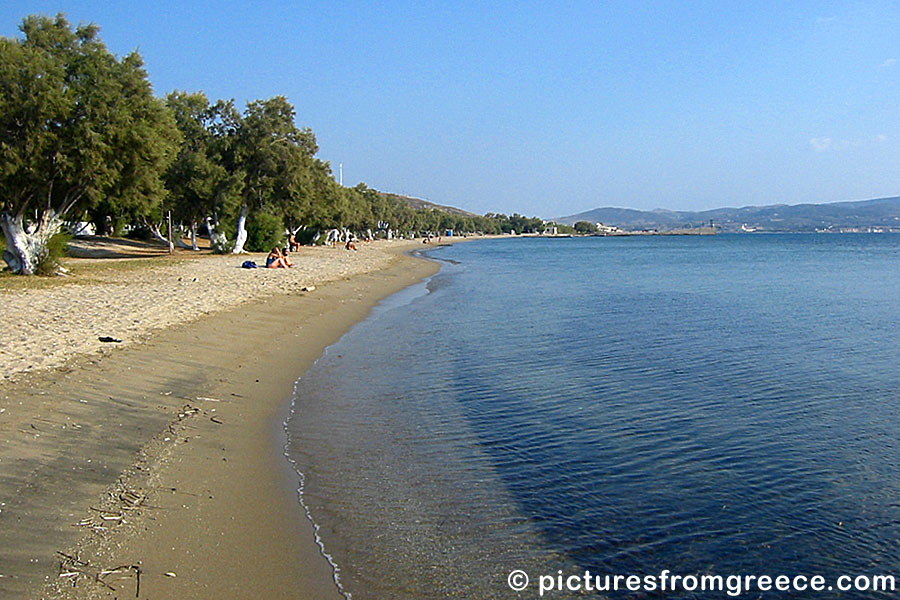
(285, 234), (900, 598)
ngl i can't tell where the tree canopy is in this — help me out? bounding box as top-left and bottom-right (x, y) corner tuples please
(1, 13), (558, 271)
(0, 14), (179, 273)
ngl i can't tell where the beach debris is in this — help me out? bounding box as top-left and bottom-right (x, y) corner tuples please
(56, 549), (142, 596)
(98, 336), (122, 343)
(210, 416), (223, 424)
(301, 285), (316, 292)
(165, 571), (177, 577)
(196, 396), (221, 402)
(90, 506), (125, 522)
(120, 490), (145, 507)
(99, 514), (122, 521)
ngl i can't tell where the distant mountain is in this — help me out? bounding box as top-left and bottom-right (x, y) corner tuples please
(556, 197), (900, 232)
(383, 192), (478, 217)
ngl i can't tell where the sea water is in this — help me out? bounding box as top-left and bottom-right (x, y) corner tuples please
(285, 234), (900, 599)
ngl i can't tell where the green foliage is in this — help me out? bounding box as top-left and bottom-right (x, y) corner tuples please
(165, 92), (243, 231)
(124, 225), (153, 240)
(574, 221), (598, 233)
(34, 231), (71, 276)
(1, 14), (179, 273)
(245, 212), (285, 252)
(2, 13), (550, 263)
(0, 14), (179, 221)
(480, 213), (545, 234)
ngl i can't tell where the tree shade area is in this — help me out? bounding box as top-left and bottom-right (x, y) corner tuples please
(0, 14), (554, 274)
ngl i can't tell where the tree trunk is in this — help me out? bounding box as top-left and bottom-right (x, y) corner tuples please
(232, 204), (249, 254)
(1, 210), (62, 275)
(190, 221), (199, 251)
(206, 216), (228, 253)
(326, 228), (340, 246)
(147, 222), (175, 252)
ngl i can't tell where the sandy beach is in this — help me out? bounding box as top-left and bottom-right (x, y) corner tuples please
(0, 239), (446, 598)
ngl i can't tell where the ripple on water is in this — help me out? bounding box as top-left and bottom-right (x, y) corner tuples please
(287, 235), (900, 599)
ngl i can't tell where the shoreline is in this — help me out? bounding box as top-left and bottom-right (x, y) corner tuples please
(0, 243), (446, 599)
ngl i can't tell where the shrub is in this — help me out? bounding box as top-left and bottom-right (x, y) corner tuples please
(125, 225), (153, 240)
(35, 231), (72, 276)
(246, 213), (285, 252)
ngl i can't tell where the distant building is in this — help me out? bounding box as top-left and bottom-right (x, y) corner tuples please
(596, 222), (622, 234)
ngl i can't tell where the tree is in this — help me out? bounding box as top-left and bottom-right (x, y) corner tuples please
(574, 220), (598, 234)
(0, 15), (179, 274)
(164, 92), (243, 250)
(231, 96), (316, 254)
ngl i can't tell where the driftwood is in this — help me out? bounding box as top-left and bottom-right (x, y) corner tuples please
(57, 551), (142, 597)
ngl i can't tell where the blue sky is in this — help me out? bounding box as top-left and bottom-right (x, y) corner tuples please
(4, 1), (900, 218)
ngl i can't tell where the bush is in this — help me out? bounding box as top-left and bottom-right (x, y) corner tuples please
(125, 225), (153, 240)
(35, 231), (72, 276)
(293, 227), (318, 246)
(246, 213), (285, 252)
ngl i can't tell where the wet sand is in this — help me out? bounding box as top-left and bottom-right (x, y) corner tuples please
(0, 244), (442, 598)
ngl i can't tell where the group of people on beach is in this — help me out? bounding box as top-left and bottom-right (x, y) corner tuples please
(264, 236), (358, 269)
(266, 247), (293, 268)
(262, 228), (365, 269)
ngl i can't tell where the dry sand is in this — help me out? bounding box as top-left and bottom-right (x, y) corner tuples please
(0, 238), (453, 598)
(1, 240), (411, 379)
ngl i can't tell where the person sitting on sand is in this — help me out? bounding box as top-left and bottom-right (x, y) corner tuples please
(345, 239), (358, 251)
(287, 232), (300, 252)
(266, 247), (291, 268)
(281, 248), (295, 267)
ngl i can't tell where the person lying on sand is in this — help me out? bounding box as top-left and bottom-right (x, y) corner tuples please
(266, 247), (292, 268)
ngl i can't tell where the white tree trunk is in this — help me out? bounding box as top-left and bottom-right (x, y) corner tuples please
(147, 222), (175, 252)
(232, 204), (249, 254)
(326, 228), (340, 246)
(1, 210), (63, 275)
(205, 216), (228, 253)
(190, 221), (199, 251)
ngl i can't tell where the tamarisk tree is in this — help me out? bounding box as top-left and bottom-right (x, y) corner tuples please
(231, 96), (318, 254)
(165, 92), (243, 251)
(0, 15), (178, 274)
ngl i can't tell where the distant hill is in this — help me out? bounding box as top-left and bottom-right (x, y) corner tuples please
(383, 192), (478, 217)
(556, 197), (900, 232)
